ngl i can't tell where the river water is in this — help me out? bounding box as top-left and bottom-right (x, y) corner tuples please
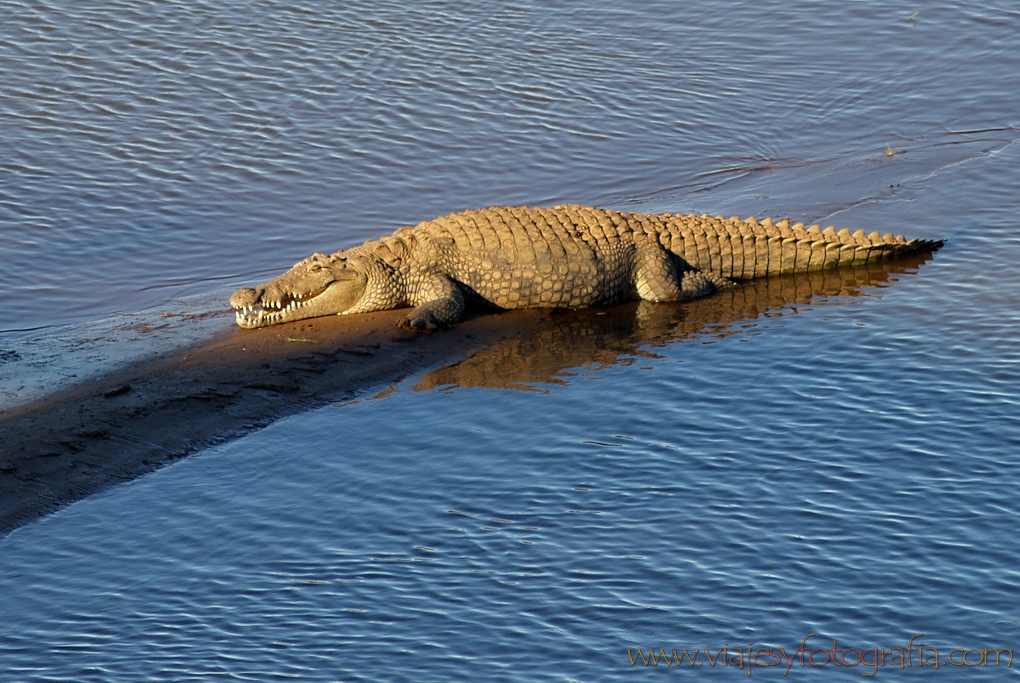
(2, 1), (1019, 680)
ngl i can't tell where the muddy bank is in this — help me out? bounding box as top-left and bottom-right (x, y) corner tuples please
(0, 307), (558, 534)
(0, 256), (933, 535)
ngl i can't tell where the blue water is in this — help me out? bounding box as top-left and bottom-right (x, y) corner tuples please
(2, 0), (1020, 681)
(3, 280), (1020, 680)
(2, 1), (1014, 334)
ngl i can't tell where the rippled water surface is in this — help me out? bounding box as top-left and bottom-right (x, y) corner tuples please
(2, 1), (1020, 680)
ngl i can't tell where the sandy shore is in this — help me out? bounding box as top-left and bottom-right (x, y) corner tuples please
(0, 308), (555, 534)
(0, 254), (934, 535)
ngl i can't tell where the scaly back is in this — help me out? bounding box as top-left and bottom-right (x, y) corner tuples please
(407, 204), (942, 280)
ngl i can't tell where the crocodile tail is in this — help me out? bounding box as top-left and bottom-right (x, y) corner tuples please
(661, 214), (944, 279)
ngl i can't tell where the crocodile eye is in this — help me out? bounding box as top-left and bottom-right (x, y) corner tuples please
(309, 264), (322, 273)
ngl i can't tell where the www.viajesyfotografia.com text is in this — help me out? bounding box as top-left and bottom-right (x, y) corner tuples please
(627, 633), (1012, 676)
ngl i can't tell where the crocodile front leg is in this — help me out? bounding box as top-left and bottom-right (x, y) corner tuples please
(399, 272), (465, 330)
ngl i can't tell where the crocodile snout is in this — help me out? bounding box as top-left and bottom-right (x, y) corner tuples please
(229, 287), (260, 308)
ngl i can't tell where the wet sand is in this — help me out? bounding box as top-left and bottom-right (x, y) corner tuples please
(0, 252), (936, 535)
(0, 308), (555, 534)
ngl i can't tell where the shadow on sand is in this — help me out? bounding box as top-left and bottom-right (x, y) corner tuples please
(0, 253), (933, 534)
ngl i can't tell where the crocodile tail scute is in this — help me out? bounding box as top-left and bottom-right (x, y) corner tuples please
(663, 213), (943, 279)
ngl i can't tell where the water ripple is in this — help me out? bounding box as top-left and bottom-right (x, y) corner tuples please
(2, 1), (1020, 680)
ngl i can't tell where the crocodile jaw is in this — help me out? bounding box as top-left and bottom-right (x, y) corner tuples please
(231, 256), (368, 329)
(232, 282), (322, 328)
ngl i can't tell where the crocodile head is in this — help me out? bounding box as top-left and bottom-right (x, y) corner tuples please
(230, 252), (368, 329)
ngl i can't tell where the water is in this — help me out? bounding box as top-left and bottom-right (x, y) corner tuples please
(2, 0), (1020, 680)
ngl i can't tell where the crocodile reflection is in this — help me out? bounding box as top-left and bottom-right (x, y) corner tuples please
(413, 253), (934, 392)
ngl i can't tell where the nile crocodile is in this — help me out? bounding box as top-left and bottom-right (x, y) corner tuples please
(231, 204), (942, 330)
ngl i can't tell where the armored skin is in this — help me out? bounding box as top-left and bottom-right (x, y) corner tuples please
(230, 204), (943, 330)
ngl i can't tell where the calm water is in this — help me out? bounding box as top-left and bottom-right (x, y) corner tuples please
(2, 1), (1020, 681)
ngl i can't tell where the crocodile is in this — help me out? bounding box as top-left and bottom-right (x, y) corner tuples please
(230, 204), (942, 330)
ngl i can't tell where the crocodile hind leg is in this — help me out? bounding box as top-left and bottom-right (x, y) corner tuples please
(633, 240), (733, 302)
(678, 269), (735, 298)
(399, 272), (465, 330)
(633, 240), (683, 302)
